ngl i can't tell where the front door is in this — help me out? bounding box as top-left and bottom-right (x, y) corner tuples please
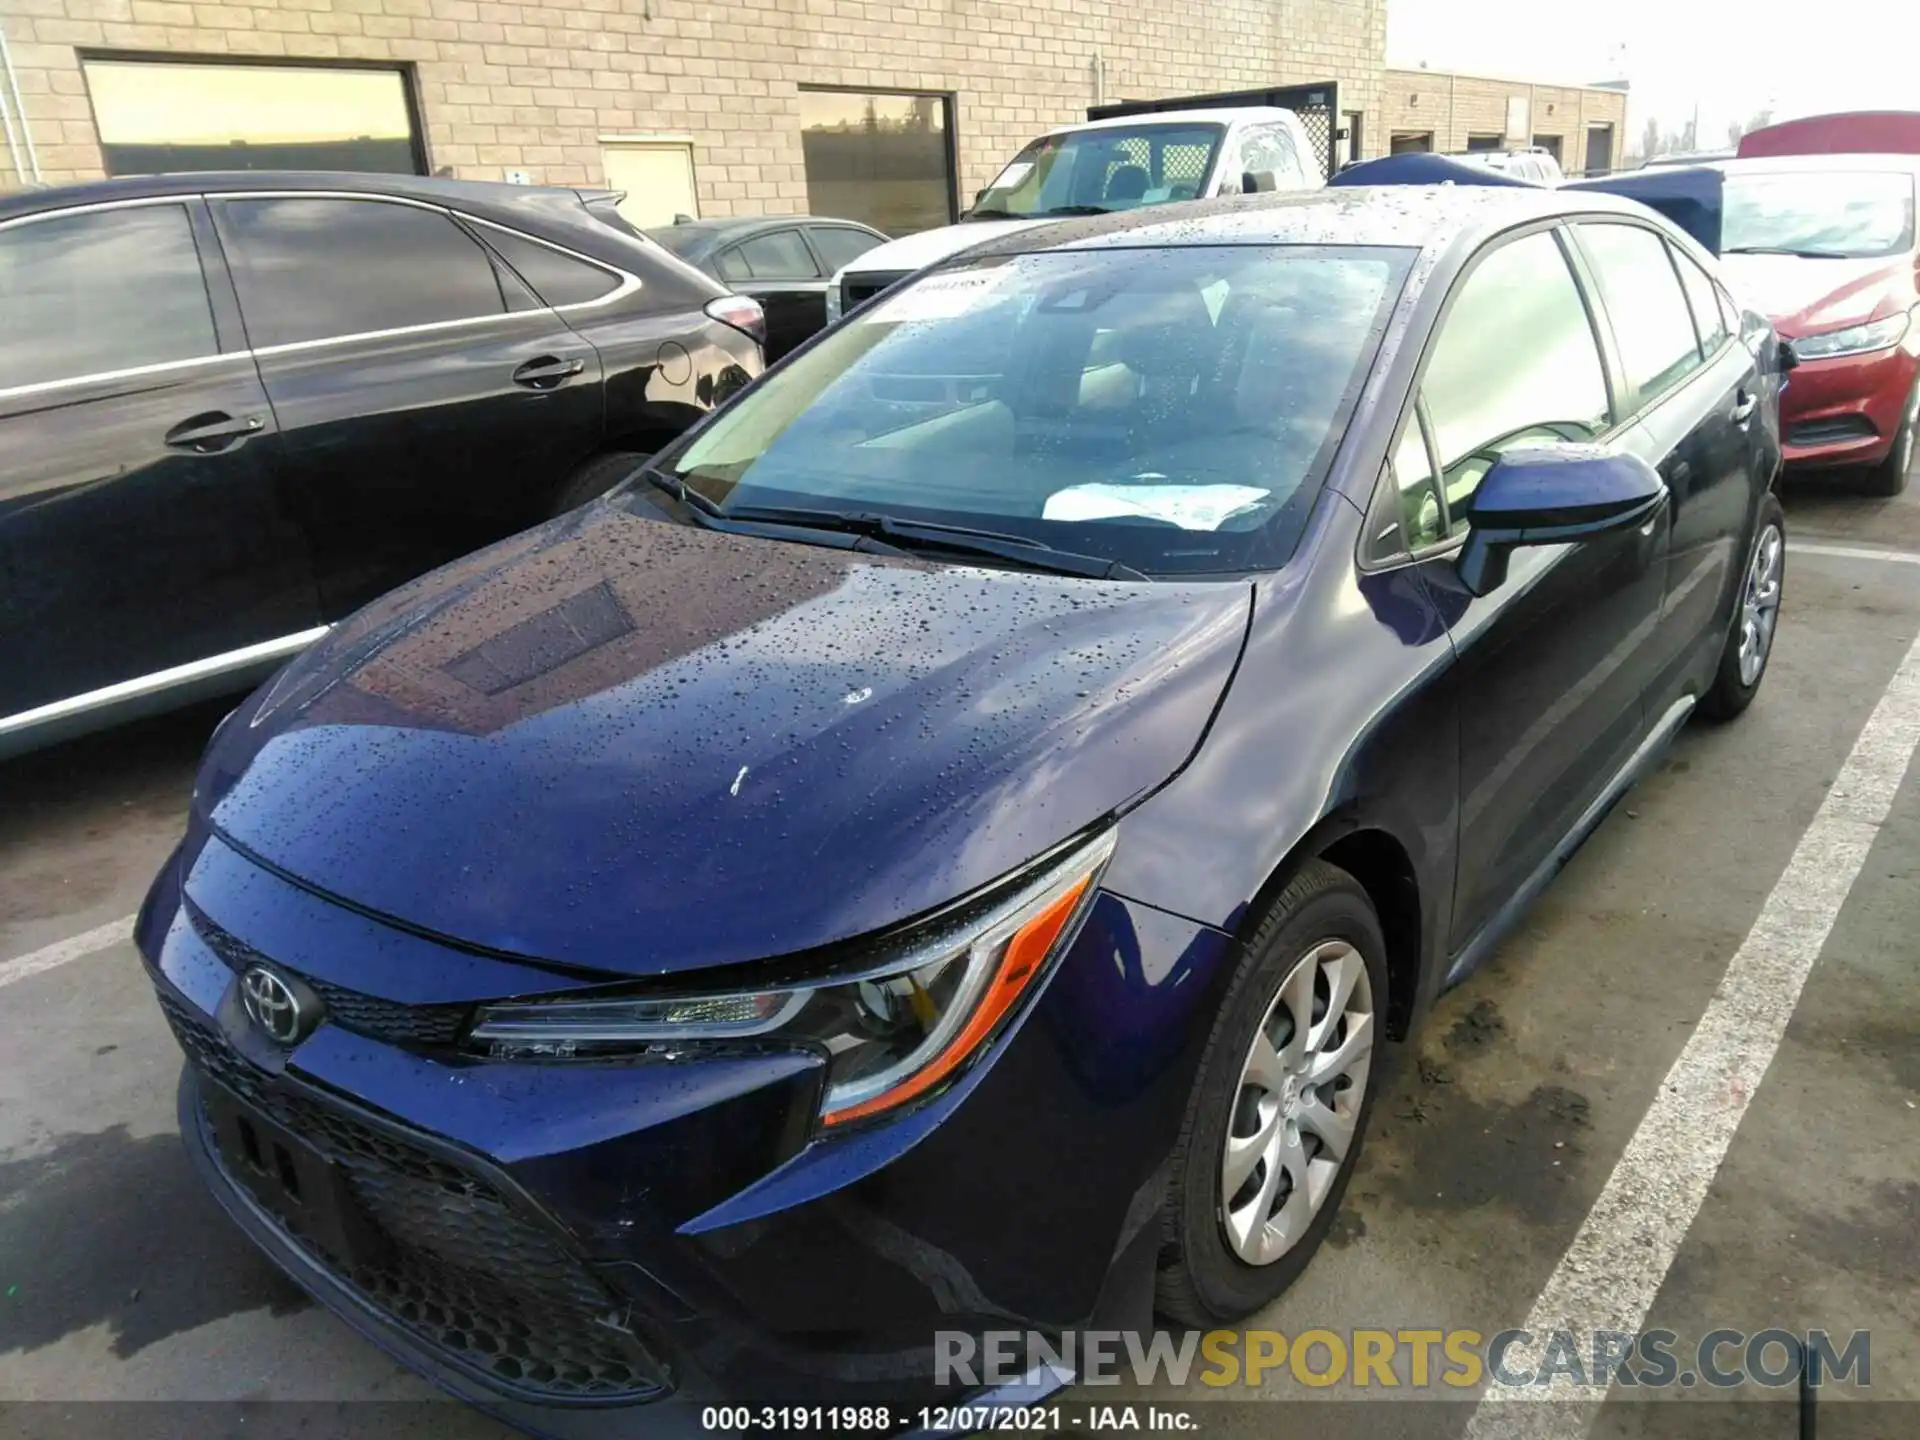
(0, 199), (318, 727)
(211, 193), (605, 618)
(1389, 226), (1668, 953)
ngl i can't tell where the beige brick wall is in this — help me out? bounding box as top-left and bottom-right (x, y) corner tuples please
(0, 0), (1386, 218)
(1384, 68), (1628, 176)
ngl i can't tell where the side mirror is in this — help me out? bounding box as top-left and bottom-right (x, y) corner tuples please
(1775, 337), (1800, 373)
(1456, 446), (1666, 597)
(1242, 169), (1280, 193)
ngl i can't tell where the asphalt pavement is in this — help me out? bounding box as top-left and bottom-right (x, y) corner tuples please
(3, 466), (1918, 1438)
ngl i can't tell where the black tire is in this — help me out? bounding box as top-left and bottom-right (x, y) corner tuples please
(1155, 859), (1388, 1326)
(1862, 375), (1917, 497)
(1699, 492), (1786, 722)
(549, 450), (651, 517)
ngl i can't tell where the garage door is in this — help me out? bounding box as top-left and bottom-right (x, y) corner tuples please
(600, 143), (699, 229)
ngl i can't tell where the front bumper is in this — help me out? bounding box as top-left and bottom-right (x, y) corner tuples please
(1780, 342), (1920, 469)
(140, 832), (1237, 1428)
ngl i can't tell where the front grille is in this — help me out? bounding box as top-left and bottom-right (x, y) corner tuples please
(841, 271), (907, 313)
(158, 989), (666, 1400)
(190, 908), (471, 1049)
(1790, 415), (1878, 447)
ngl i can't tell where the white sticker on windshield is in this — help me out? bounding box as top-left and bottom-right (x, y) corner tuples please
(1042, 483), (1271, 532)
(988, 160), (1034, 191)
(865, 269), (1006, 324)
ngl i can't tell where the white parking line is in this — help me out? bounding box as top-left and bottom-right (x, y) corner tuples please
(1468, 625), (1920, 1438)
(1790, 539), (1920, 567)
(0, 914), (136, 991)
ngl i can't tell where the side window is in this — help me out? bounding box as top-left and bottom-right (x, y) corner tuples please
(1575, 222), (1706, 406)
(218, 197), (508, 348)
(1670, 246), (1729, 353)
(0, 204), (217, 390)
(809, 226), (884, 273)
(1420, 229), (1613, 534)
(478, 226), (621, 307)
(1237, 125), (1304, 188)
(714, 247), (751, 284)
(1369, 414), (1446, 562)
(734, 230), (820, 281)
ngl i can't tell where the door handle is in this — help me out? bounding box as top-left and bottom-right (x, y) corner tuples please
(164, 411), (266, 454)
(512, 356), (587, 390)
(1731, 390), (1758, 424)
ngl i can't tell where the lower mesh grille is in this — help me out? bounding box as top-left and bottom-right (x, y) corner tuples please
(1789, 415), (1878, 447)
(158, 989), (666, 1400)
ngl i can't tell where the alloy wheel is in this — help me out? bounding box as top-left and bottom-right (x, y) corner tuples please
(1219, 939), (1375, 1266)
(1737, 521), (1784, 688)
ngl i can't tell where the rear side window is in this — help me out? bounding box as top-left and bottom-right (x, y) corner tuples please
(731, 230), (820, 281)
(1670, 246), (1729, 353)
(217, 197), (507, 347)
(1576, 222), (1705, 406)
(1419, 229), (1613, 535)
(478, 225), (622, 307)
(809, 225), (883, 273)
(0, 204), (216, 390)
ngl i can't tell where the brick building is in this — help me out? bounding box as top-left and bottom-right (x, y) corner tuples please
(1384, 67), (1628, 177)
(0, 0), (1387, 234)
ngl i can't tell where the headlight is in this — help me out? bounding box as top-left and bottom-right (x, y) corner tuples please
(1791, 312), (1910, 361)
(471, 830), (1115, 1126)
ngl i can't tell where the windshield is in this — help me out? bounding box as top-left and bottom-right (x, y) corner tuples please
(969, 125), (1226, 219)
(658, 244), (1414, 576)
(1723, 171), (1916, 257)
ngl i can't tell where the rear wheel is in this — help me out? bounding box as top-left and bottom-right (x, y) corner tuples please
(1863, 375), (1918, 497)
(1155, 860), (1386, 1325)
(1699, 493), (1785, 722)
(548, 451), (650, 517)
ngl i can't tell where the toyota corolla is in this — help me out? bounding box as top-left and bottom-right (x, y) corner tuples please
(138, 185), (1787, 1431)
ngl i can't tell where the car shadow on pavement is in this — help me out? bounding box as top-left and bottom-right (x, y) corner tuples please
(0, 1122), (310, 1359)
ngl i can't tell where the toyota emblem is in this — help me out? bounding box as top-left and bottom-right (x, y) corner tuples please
(241, 966), (307, 1045)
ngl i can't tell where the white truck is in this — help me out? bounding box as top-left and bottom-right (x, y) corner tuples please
(824, 99), (1327, 324)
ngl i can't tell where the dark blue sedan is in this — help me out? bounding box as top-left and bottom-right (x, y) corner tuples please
(138, 184), (1787, 1427)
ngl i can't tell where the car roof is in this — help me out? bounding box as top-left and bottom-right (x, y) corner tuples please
(1700, 153), (1920, 176)
(952, 183), (1654, 259)
(1052, 107), (1288, 137)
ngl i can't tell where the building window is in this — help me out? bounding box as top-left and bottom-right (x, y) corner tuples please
(798, 88), (954, 238)
(1465, 134), (1503, 153)
(81, 57), (423, 177)
(1531, 134), (1564, 164)
(1390, 132), (1434, 154)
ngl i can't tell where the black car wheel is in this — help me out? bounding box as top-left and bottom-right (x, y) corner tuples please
(1863, 374), (1918, 497)
(1699, 492), (1786, 722)
(1156, 859), (1387, 1325)
(549, 451), (651, 517)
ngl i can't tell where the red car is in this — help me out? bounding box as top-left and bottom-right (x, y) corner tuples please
(1715, 154), (1920, 494)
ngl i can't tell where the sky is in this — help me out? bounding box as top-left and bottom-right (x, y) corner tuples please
(1387, 0), (1920, 149)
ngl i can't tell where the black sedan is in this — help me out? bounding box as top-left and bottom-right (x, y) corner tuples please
(647, 215), (888, 360)
(0, 172), (765, 757)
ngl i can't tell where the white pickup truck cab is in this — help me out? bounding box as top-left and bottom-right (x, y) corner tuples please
(824, 105), (1324, 323)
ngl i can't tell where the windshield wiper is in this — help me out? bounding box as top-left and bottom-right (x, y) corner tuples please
(1723, 245), (1855, 259)
(1035, 204), (1111, 217)
(964, 207), (1018, 220)
(720, 505), (1149, 580)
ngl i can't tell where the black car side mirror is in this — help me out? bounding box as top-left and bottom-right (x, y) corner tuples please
(1775, 337), (1800, 373)
(1457, 447), (1667, 597)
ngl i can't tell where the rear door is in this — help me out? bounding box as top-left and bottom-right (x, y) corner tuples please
(0, 198), (318, 728)
(1567, 219), (1757, 708)
(211, 192), (605, 618)
(713, 228), (827, 362)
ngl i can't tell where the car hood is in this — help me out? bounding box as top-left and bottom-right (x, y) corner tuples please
(843, 218), (1055, 276)
(203, 504), (1251, 977)
(1718, 252), (1916, 336)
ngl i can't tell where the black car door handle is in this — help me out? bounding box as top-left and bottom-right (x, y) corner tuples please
(512, 356), (587, 390)
(1731, 390), (1759, 424)
(165, 411), (266, 454)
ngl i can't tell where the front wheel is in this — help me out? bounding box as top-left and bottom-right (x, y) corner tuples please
(1863, 374), (1918, 497)
(548, 450), (651, 517)
(1699, 493), (1785, 722)
(1155, 860), (1387, 1325)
